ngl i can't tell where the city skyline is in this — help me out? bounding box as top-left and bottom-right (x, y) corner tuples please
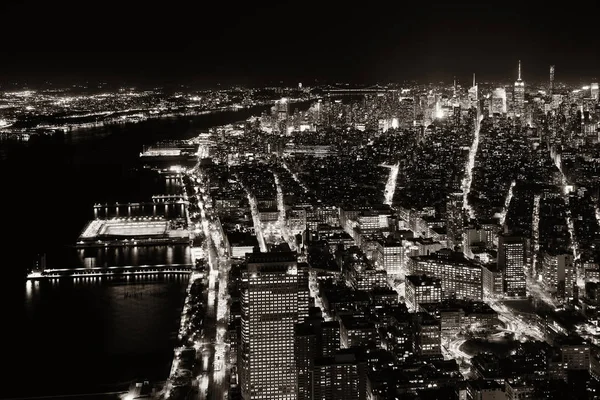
(6, 2), (600, 399)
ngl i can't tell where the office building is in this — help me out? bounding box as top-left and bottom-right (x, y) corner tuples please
(491, 88), (507, 115)
(467, 379), (505, 400)
(409, 249), (483, 301)
(591, 82), (599, 101)
(412, 312), (442, 359)
(240, 252), (300, 400)
(549, 65), (555, 96)
(375, 237), (404, 277)
(405, 274), (443, 311)
(481, 264), (503, 298)
(498, 234), (526, 298)
(468, 73), (478, 107)
(313, 350), (367, 400)
(514, 60), (525, 117)
(542, 253), (575, 300)
(559, 337), (591, 371)
(295, 308), (340, 400)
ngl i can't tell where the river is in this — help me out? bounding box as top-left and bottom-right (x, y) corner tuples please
(3, 101), (310, 398)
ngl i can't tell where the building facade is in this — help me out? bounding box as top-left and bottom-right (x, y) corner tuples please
(405, 274), (443, 311)
(498, 234), (527, 298)
(240, 252), (300, 400)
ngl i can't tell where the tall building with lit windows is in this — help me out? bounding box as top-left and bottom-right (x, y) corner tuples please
(313, 349), (367, 400)
(592, 83), (599, 101)
(240, 252), (300, 400)
(514, 60), (525, 117)
(405, 274), (443, 311)
(409, 249), (483, 301)
(468, 73), (478, 108)
(295, 308), (340, 400)
(498, 234), (526, 297)
(542, 252), (574, 300)
(549, 65), (555, 96)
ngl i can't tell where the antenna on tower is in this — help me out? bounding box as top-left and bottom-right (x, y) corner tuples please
(518, 60), (522, 80)
(472, 73), (476, 88)
(549, 65), (555, 95)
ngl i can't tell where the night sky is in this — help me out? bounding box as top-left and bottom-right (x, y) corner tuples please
(1, 1), (599, 86)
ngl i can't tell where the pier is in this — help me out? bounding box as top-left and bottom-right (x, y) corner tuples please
(26, 263), (195, 281)
(93, 200), (187, 219)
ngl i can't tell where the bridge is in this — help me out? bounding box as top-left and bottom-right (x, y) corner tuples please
(26, 263), (196, 281)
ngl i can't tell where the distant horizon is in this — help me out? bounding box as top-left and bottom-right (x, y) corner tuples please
(0, 71), (598, 91)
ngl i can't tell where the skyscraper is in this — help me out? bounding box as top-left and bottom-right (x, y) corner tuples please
(591, 83), (599, 101)
(468, 73), (478, 108)
(274, 98), (290, 134)
(549, 65), (555, 96)
(498, 234), (526, 297)
(491, 87), (507, 115)
(542, 253), (574, 300)
(513, 60), (525, 117)
(240, 252), (300, 400)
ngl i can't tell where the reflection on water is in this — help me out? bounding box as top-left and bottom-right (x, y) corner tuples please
(76, 244), (191, 268)
(18, 274), (188, 398)
(6, 108), (319, 398)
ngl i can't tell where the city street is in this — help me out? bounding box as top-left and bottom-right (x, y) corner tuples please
(190, 159), (231, 400)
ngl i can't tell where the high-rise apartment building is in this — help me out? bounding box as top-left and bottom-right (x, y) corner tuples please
(240, 252), (300, 400)
(498, 234), (526, 297)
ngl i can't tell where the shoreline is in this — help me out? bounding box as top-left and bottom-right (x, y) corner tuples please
(0, 98), (315, 140)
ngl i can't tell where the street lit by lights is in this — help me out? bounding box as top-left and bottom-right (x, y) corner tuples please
(243, 186), (268, 252)
(309, 270), (332, 321)
(497, 180), (516, 227)
(462, 114), (484, 220)
(489, 301), (545, 342)
(383, 162), (400, 206)
(531, 194), (541, 273)
(273, 171), (297, 251)
(282, 161), (309, 193)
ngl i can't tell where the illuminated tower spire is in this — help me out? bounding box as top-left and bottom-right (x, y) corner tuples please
(453, 76), (457, 96)
(472, 73), (476, 88)
(514, 60), (525, 117)
(549, 65), (555, 95)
